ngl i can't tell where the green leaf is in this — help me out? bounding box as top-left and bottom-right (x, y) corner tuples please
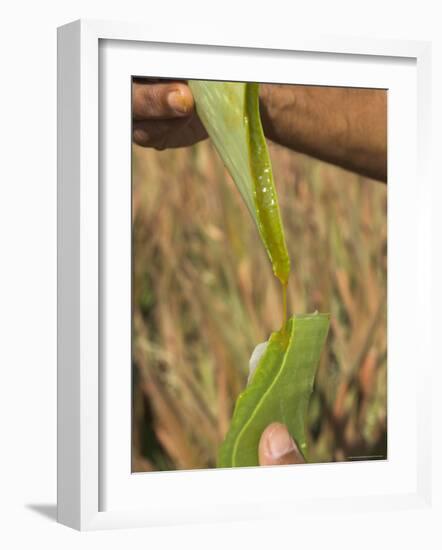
(189, 80), (329, 467)
(189, 80), (290, 285)
(218, 313), (330, 468)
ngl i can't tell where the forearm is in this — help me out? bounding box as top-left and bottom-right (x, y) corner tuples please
(259, 84), (387, 182)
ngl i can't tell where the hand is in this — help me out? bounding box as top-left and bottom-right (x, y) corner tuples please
(258, 422), (305, 466)
(132, 79), (386, 181)
(132, 78), (207, 150)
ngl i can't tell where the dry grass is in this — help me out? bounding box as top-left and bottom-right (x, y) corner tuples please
(132, 134), (387, 471)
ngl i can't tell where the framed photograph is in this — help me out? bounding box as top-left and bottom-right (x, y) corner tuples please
(57, 19), (432, 530)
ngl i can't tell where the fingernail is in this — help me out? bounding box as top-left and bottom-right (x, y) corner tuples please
(167, 90), (190, 114)
(268, 425), (296, 459)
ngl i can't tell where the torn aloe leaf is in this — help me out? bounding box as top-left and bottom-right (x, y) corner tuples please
(190, 80), (329, 466)
(218, 314), (330, 468)
(188, 80), (290, 285)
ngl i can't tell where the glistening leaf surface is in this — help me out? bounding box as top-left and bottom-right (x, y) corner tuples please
(218, 314), (330, 468)
(189, 80), (290, 284)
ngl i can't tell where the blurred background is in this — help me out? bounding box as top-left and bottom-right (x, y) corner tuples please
(132, 99), (387, 472)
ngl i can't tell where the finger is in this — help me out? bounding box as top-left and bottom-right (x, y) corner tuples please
(132, 81), (194, 120)
(133, 115), (207, 149)
(258, 422), (305, 466)
(133, 118), (187, 148)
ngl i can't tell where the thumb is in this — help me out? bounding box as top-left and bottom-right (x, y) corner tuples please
(258, 422), (305, 466)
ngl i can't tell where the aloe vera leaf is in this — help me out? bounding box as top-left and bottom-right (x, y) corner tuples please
(218, 313), (330, 468)
(189, 81), (329, 466)
(189, 80), (290, 284)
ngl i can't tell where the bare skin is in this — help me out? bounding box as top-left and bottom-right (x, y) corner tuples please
(132, 79), (387, 182)
(132, 80), (386, 465)
(132, 78), (207, 149)
(258, 422), (305, 466)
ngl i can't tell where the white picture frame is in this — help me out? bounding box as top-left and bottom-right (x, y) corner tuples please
(57, 19), (432, 531)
